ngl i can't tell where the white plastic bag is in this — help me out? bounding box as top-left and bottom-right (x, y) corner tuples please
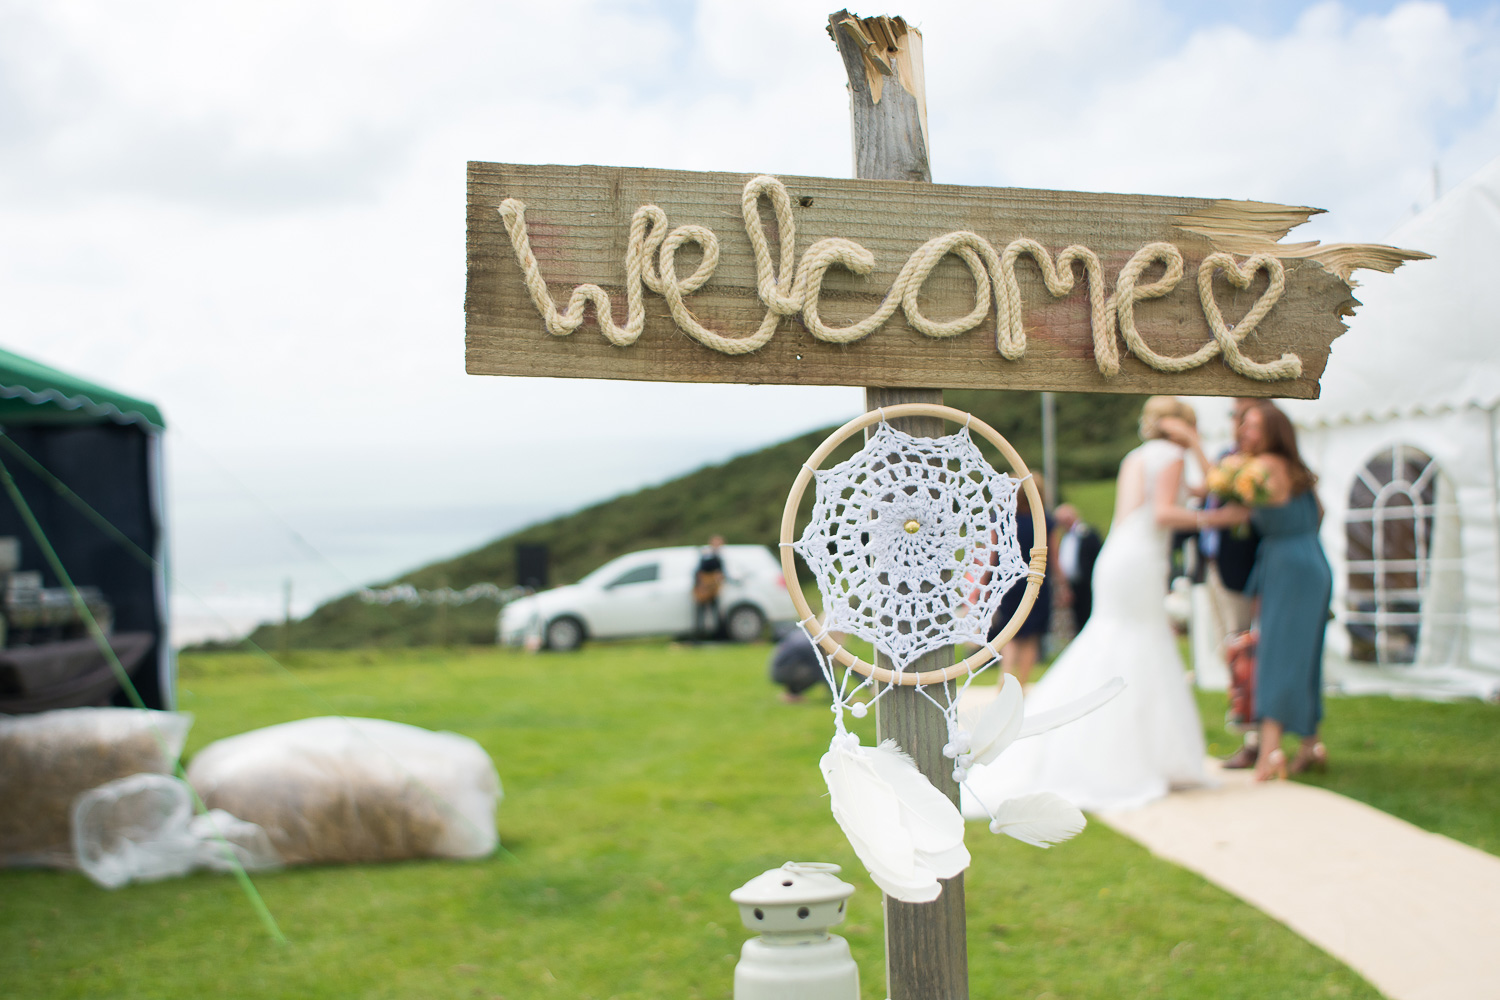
(0, 707), (192, 868)
(186, 717), (501, 865)
(71, 773), (281, 889)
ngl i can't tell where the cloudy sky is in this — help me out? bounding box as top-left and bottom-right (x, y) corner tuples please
(1, 0), (1497, 642)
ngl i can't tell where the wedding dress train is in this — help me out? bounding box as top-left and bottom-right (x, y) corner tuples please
(961, 438), (1209, 815)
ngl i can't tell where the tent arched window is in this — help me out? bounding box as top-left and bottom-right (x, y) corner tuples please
(1344, 444), (1463, 665)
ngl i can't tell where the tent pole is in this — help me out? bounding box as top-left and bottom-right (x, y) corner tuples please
(148, 429), (175, 710)
(1489, 404), (1500, 650)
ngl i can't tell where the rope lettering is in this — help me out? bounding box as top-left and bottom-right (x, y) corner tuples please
(498, 175), (1301, 380)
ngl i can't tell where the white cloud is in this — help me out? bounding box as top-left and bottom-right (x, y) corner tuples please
(938, 1), (1499, 239)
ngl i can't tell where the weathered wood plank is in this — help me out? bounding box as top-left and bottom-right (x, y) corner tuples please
(465, 161), (1402, 398)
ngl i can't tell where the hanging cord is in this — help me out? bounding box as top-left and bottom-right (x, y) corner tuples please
(913, 663), (996, 786)
(796, 614), (879, 735)
(0, 452), (285, 942)
(170, 429), (360, 591)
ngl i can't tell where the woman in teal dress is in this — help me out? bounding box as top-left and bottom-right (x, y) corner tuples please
(1241, 402), (1333, 780)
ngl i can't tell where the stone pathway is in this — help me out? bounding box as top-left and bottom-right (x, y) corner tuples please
(1098, 760), (1500, 1000)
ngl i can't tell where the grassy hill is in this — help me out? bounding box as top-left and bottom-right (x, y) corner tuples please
(248, 390), (1143, 649)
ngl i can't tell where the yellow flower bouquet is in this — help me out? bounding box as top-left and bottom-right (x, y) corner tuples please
(1206, 454), (1272, 535)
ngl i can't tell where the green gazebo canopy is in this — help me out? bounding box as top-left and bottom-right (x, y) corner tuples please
(0, 346), (164, 430)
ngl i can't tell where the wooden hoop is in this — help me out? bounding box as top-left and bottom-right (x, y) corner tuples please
(779, 403), (1047, 687)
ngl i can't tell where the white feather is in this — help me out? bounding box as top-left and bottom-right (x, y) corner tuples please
(967, 673), (1025, 765)
(1016, 677), (1126, 740)
(821, 742), (917, 885)
(820, 737), (970, 902)
(987, 792), (1087, 848)
(866, 740), (969, 876)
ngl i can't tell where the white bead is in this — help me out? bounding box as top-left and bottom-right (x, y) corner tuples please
(850, 702), (869, 719)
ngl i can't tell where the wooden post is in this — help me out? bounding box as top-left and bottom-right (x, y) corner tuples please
(280, 578), (292, 662)
(1041, 391), (1058, 509)
(830, 11), (967, 998)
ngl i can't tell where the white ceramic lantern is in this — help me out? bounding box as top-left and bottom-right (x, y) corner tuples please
(729, 861), (859, 1000)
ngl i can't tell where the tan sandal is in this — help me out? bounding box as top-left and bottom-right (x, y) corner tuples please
(1255, 747), (1287, 782)
(1289, 741), (1328, 776)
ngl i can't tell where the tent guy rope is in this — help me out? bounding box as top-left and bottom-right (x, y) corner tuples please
(499, 174), (1304, 380)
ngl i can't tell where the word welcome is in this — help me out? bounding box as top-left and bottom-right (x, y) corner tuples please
(498, 175), (1302, 381)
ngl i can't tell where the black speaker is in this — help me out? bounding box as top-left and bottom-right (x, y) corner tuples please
(516, 544), (549, 590)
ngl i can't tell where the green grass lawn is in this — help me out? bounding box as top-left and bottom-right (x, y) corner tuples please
(1194, 688), (1500, 856)
(1059, 478), (1117, 538)
(2, 644), (1384, 1000)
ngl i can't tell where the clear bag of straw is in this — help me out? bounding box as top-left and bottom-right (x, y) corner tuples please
(186, 717), (502, 865)
(0, 707), (192, 868)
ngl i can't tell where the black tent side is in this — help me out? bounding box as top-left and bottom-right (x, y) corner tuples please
(0, 422), (167, 709)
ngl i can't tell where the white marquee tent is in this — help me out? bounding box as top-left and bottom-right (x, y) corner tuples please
(1276, 156), (1500, 700)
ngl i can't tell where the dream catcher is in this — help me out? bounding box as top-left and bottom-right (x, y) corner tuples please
(779, 403), (1122, 902)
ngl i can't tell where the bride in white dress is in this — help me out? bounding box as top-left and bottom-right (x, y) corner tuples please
(961, 396), (1247, 814)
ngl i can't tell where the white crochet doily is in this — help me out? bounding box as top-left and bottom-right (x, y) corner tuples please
(794, 421), (1028, 675)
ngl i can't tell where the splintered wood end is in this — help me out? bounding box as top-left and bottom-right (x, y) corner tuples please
(1174, 199), (1432, 283)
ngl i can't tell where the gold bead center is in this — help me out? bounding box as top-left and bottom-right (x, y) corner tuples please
(904, 519), (921, 534)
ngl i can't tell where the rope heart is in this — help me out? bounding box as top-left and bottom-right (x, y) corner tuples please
(1198, 252), (1301, 380)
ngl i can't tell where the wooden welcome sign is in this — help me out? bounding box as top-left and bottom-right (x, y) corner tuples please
(466, 162), (1426, 398)
(466, 13), (1432, 999)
